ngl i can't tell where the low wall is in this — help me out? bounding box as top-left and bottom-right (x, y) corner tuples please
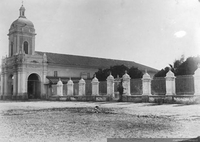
(49, 94), (200, 104)
(122, 95), (200, 104)
(49, 95), (112, 102)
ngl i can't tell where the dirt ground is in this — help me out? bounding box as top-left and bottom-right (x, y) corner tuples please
(0, 101), (200, 142)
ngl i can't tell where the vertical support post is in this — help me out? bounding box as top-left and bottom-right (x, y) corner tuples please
(92, 75), (99, 96)
(194, 64), (200, 95)
(165, 70), (176, 95)
(21, 72), (26, 96)
(0, 58), (5, 99)
(67, 78), (74, 96)
(12, 73), (17, 98)
(122, 71), (131, 96)
(17, 70), (27, 99)
(57, 78), (63, 96)
(142, 71), (152, 95)
(0, 73), (4, 98)
(106, 73), (114, 97)
(79, 78), (85, 96)
(3, 73), (8, 99)
(41, 53), (48, 99)
(17, 71), (21, 98)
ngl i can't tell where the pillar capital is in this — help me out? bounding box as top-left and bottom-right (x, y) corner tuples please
(142, 71), (151, 81)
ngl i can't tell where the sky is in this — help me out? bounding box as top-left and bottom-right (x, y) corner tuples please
(0, 0), (200, 70)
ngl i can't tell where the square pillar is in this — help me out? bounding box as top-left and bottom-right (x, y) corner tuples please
(122, 71), (131, 96)
(106, 73), (114, 97)
(17, 71), (28, 99)
(12, 73), (17, 98)
(57, 78), (63, 96)
(165, 70), (176, 95)
(142, 71), (152, 95)
(3, 73), (8, 99)
(67, 78), (74, 96)
(194, 64), (200, 95)
(92, 76), (99, 96)
(79, 78), (85, 96)
(0, 73), (4, 98)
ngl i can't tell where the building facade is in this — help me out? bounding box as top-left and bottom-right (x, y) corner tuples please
(0, 5), (158, 100)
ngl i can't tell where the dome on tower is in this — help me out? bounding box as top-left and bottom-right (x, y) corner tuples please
(9, 5), (34, 31)
(11, 17), (34, 28)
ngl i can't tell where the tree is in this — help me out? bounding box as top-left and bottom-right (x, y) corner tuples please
(110, 65), (129, 78)
(175, 56), (200, 75)
(95, 68), (110, 81)
(169, 54), (185, 75)
(174, 54), (184, 69)
(129, 66), (143, 79)
(95, 64), (143, 81)
(154, 67), (170, 77)
(154, 55), (200, 77)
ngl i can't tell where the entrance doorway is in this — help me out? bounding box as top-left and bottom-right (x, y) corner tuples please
(8, 75), (13, 96)
(27, 74), (41, 99)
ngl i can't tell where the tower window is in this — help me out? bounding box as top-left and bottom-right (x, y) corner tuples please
(11, 42), (14, 56)
(24, 41), (28, 54)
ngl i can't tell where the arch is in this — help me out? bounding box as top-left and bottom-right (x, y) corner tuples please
(24, 41), (28, 54)
(8, 74), (14, 96)
(27, 73), (41, 99)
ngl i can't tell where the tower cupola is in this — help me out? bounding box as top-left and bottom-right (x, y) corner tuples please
(8, 4), (36, 57)
(19, 5), (26, 18)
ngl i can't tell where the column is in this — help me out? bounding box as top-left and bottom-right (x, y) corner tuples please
(57, 78), (63, 96)
(122, 71), (131, 95)
(17, 70), (27, 99)
(12, 73), (17, 97)
(21, 72), (27, 95)
(142, 71), (152, 95)
(17, 71), (22, 98)
(106, 73), (114, 97)
(0, 73), (4, 98)
(165, 70), (176, 95)
(67, 78), (74, 96)
(92, 75), (99, 96)
(3, 73), (8, 99)
(79, 78), (85, 96)
(194, 64), (200, 95)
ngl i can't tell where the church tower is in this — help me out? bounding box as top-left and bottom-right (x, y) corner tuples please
(1, 4), (47, 100)
(8, 4), (36, 56)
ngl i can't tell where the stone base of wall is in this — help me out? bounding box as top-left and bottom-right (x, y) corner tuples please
(2, 95), (12, 100)
(122, 95), (149, 103)
(0, 95), (3, 100)
(15, 93), (28, 100)
(49, 95), (112, 102)
(40, 94), (47, 100)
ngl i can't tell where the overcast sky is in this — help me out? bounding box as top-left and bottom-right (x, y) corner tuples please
(0, 0), (200, 70)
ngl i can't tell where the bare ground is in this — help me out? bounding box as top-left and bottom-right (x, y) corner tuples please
(0, 101), (200, 142)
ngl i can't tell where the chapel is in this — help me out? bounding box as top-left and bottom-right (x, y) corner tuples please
(0, 5), (157, 100)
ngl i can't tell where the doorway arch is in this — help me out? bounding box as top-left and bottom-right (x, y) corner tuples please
(27, 73), (41, 99)
(8, 74), (13, 96)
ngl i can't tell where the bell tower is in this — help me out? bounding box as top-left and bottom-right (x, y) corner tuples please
(8, 4), (36, 57)
(1, 4), (47, 100)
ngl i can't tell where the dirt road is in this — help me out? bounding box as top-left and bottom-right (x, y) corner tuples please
(0, 101), (199, 142)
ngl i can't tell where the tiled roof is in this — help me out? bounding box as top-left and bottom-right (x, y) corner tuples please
(35, 51), (158, 73)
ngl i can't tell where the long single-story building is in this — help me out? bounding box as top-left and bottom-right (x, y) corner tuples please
(0, 5), (158, 100)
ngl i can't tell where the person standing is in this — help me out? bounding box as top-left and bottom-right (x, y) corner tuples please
(117, 80), (124, 102)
